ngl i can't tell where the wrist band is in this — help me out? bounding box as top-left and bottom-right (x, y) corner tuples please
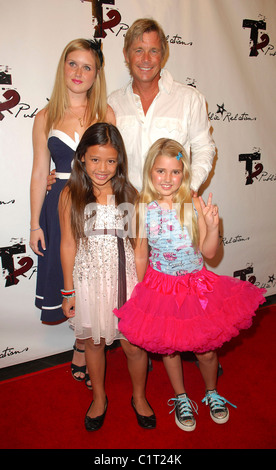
(30, 227), (41, 232)
(61, 289), (75, 295)
(61, 289), (76, 300)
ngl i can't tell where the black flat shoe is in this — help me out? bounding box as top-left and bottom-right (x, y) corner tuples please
(131, 397), (156, 429)
(84, 398), (108, 432)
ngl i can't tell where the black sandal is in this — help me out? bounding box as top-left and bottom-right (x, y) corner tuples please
(85, 373), (93, 390)
(71, 343), (86, 381)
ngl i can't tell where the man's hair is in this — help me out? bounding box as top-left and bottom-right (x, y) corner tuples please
(124, 18), (169, 64)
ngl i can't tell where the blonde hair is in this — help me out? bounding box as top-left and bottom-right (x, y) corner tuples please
(45, 38), (107, 135)
(137, 138), (199, 248)
(124, 18), (169, 67)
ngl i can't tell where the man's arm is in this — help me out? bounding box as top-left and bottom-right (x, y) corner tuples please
(189, 92), (216, 192)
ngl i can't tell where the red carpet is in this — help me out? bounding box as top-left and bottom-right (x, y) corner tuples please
(0, 305), (275, 450)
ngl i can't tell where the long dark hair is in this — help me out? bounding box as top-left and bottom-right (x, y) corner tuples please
(65, 122), (137, 240)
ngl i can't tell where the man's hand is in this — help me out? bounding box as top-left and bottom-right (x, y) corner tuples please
(47, 169), (56, 191)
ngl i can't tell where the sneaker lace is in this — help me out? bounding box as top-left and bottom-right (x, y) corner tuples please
(168, 395), (198, 418)
(202, 391), (237, 412)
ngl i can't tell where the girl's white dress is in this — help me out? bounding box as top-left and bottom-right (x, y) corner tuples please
(71, 203), (138, 344)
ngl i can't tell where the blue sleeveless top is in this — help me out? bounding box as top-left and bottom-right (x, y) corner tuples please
(146, 201), (204, 276)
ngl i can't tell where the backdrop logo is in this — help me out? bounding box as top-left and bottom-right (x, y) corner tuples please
(220, 234), (250, 247)
(234, 266), (256, 284)
(239, 150), (263, 185)
(234, 265), (275, 291)
(0, 198), (15, 206)
(0, 65), (38, 121)
(0, 66), (20, 121)
(209, 102), (256, 123)
(81, 0), (193, 47)
(81, 0), (123, 38)
(239, 149), (276, 185)
(0, 242), (35, 287)
(242, 16), (276, 57)
(0, 346), (29, 361)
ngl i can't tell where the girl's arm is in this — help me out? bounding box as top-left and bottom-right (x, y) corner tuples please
(30, 109), (51, 256)
(193, 193), (219, 259)
(132, 202), (149, 282)
(134, 236), (149, 282)
(59, 187), (77, 318)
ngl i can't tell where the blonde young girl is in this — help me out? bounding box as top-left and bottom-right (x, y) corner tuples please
(115, 138), (266, 432)
(29, 38), (115, 384)
(59, 123), (156, 431)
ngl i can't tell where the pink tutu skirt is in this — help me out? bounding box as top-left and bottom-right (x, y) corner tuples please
(114, 266), (266, 354)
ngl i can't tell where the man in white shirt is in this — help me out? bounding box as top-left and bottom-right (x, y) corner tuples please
(108, 18), (216, 194)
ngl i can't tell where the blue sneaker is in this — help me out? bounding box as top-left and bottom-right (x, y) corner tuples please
(168, 393), (198, 431)
(202, 389), (237, 424)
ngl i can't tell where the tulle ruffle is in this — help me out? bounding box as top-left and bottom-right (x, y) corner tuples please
(114, 266), (266, 354)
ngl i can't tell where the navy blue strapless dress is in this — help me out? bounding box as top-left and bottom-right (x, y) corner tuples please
(35, 130), (79, 323)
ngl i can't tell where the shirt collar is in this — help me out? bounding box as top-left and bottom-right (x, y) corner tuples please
(159, 69), (173, 94)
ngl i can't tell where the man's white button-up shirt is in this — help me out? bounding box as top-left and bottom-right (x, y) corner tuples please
(108, 69), (216, 192)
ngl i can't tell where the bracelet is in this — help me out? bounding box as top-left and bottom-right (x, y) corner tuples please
(61, 289), (76, 300)
(30, 227), (41, 232)
(61, 289), (75, 295)
(61, 294), (75, 301)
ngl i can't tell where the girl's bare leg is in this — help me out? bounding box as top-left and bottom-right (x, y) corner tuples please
(162, 352), (186, 395)
(85, 338), (107, 418)
(120, 339), (153, 416)
(194, 350), (219, 390)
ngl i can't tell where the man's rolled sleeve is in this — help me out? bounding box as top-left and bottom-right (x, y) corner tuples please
(189, 92), (216, 192)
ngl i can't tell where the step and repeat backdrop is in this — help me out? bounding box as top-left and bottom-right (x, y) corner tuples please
(0, 0), (275, 367)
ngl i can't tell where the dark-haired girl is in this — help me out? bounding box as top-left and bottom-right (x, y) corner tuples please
(59, 122), (155, 431)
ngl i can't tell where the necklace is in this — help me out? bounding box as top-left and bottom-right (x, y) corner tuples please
(69, 106), (87, 127)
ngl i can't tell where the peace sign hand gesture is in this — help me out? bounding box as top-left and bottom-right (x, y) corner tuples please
(199, 193), (219, 229)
